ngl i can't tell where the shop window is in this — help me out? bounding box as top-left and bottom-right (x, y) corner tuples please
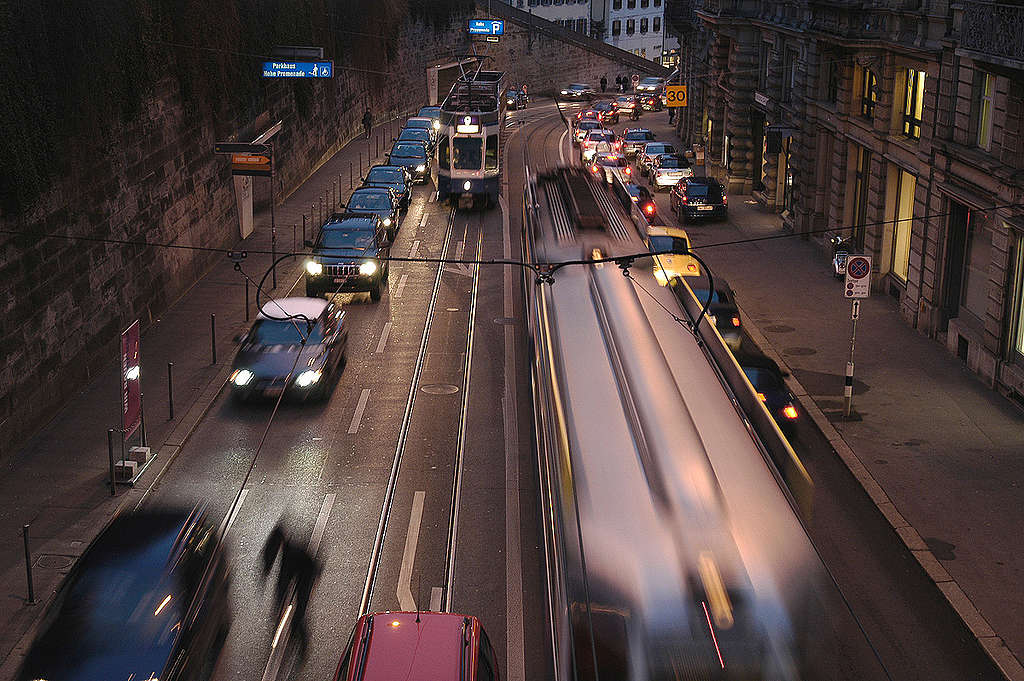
(653, 17), (661, 31)
(626, 18), (635, 34)
(860, 67), (877, 119)
(976, 72), (994, 150)
(1011, 232), (1024, 361)
(612, 19), (621, 35)
(902, 68), (925, 139)
(891, 169), (916, 281)
(640, 17), (648, 33)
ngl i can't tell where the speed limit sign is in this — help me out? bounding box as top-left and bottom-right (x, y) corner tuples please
(666, 85), (688, 107)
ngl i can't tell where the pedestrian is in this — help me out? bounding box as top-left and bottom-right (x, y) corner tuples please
(362, 109), (372, 140)
(668, 106), (676, 124)
(600, 75), (607, 93)
(261, 521), (321, 660)
(620, 74), (627, 92)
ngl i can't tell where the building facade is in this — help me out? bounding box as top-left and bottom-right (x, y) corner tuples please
(667, 0), (1024, 403)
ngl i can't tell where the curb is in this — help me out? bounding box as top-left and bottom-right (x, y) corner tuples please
(738, 302), (1024, 681)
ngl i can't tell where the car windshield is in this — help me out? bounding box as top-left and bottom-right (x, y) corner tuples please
(588, 133), (615, 143)
(649, 235), (690, 253)
(392, 143), (425, 158)
(406, 119), (431, 130)
(418, 107), (441, 118)
(348, 192), (391, 211)
(318, 229), (374, 252)
(686, 183), (722, 200)
(400, 129), (429, 142)
(453, 137), (482, 170)
(578, 121), (600, 131)
(252, 319), (325, 345)
(625, 131), (653, 141)
(593, 102), (612, 111)
(597, 156), (626, 167)
(640, 77), (662, 85)
(366, 167), (404, 184)
(692, 288), (729, 304)
(646, 144), (674, 154)
(658, 157), (686, 168)
(625, 184), (649, 199)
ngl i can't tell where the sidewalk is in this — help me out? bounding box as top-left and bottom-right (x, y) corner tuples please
(647, 120), (1024, 677)
(0, 110), (410, 675)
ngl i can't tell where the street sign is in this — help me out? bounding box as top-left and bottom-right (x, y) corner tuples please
(631, 74), (640, 86)
(485, 36), (499, 42)
(231, 153), (272, 177)
(121, 320), (141, 438)
(468, 19), (504, 35)
(851, 299), (860, 320)
(666, 85), (688, 107)
(844, 254), (872, 298)
(215, 142), (271, 155)
(261, 61), (333, 78)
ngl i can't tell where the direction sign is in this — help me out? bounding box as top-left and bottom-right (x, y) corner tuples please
(844, 254), (872, 298)
(215, 142), (271, 155)
(468, 19), (504, 35)
(231, 153), (271, 177)
(261, 61), (333, 78)
(666, 85), (688, 107)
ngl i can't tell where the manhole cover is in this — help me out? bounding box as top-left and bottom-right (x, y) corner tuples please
(421, 384), (459, 395)
(494, 317), (516, 325)
(783, 346), (817, 356)
(764, 324), (795, 333)
(36, 554), (75, 570)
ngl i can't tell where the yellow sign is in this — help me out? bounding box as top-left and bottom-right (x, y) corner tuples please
(665, 85), (688, 108)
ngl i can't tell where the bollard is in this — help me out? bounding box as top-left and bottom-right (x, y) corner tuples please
(23, 525), (34, 604)
(302, 214), (307, 245)
(350, 162), (353, 189)
(271, 226), (277, 289)
(211, 314), (217, 365)
(245, 279), (250, 321)
(292, 224), (296, 259)
(167, 362), (174, 420)
(108, 428), (116, 496)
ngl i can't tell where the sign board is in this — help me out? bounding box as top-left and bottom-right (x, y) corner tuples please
(844, 255), (872, 298)
(215, 142), (271, 155)
(456, 115), (480, 134)
(468, 19), (504, 35)
(631, 74), (640, 86)
(261, 61), (333, 78)
(851, 299), (860, 320)
(665, 85), (688, 107)
(121, 320), (141, 438)
(754, 92), (770, 107)
(485, 36), (499, 42)
(231, 153), (272, 177)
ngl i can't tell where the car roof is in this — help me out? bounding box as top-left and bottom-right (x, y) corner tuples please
(406, 117), (432, 124)
(569, 83), (589, 87)
(351, 612), (479, 681)
(647, 225), (691, 240)
(685, 176), (721, 185)
(258, 297), (329, 321)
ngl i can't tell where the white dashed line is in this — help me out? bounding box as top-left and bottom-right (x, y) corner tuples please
(375, 322), (392, 354)
(348, 388), (371, 434)
(430, 586), (443, 611)
(396, 274), (408, 299)
(409, 240), (420, 258)
(397, 491), (426, 610)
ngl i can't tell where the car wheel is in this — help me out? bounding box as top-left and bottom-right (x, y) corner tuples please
(370, 279), (383, 302)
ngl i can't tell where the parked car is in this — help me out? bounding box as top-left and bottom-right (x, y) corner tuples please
(362, 164), (411, 209)
(404, 116), (438, 143)
(580, 129), (617, 162)
(387, 141), (431, 183)
(618, 127), (656, 158)
(649, 153), (693, 191)
(231, 297), (349, 400)
(397, 127), (435, 154)
(670, 176), (728, 221)
(304, 215), (391, 302)
(504, 87), (528, 110)
(685, 277), (743, 350)
(345, 187), (401, 240)
(417, 105), (442, 132)
(645, 224), (701, 283)
(559, 82), (594, 100)
(591, 100), (620, 124)
(637, 142), (678, 177)
(736, 351), (801, 437)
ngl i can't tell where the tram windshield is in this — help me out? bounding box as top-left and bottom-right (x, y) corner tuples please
(452, 137), (483, 170)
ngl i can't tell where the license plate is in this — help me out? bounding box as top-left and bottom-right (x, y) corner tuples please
(698, 205), (714, 211)
(333, 277), (347, 283)
(263, 387), (284, 398)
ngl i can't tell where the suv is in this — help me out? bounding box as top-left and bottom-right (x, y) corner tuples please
(618, 127), (656, 158)
(637, 142), (678, 177)
(670, 176), (728, 222)
(304, 215), (391, 301)
(345, 187), (401, 240)
(17, 505), (231, 681)
(362, 165), (411, 210)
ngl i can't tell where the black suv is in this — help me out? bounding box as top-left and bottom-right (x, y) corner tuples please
(345, 187), (401, 240)
(18, 505), (231, 681)
(387, 141), (430, 183)
(670, 176), (728, 222)
(304, 215), (390, 301)
(362, 165), (411, 210)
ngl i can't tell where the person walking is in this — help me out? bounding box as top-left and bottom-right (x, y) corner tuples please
(362, 109), (373, 140)
(600, 75), (608, 93)
(261, 521), (321, 660)
(668, 106), (676, 124)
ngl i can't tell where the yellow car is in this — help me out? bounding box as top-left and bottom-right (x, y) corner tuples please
(645, 225), (701, 284)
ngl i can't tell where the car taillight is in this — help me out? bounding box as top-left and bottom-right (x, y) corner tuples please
(686, 263), (697, 273)
(624, 167), (632, 175)
(644, 203), (655, 214)
(722, 194), (728, 205)
(591, 165), (599, 173)
(731, 316), (740, 327)
(783, 405), (799, 420)
(757, 392), (767, 402)
(680, 195), (689, 204)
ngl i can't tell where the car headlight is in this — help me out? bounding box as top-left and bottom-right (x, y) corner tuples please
(463, 180), (472, 191)
(294, 370), (322, 388)
(305, 260), (323, 275)
(561, 90), (568, 94)
(433, 120), (440, 130)
(359, 261), (378, 276)
(231, 369), (254, 386)
(415, 164), (426, 172)
(383, 217), (392, 227)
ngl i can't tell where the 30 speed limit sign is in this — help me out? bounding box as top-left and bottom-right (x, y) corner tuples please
(665, 85), (688, 107)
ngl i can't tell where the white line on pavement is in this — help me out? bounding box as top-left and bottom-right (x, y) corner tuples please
(558, 129), (568, 165)
(455, 240), (464, 260)
(430, 586), (442, 612)
(375, 322), (392, 354)
(397, 491), (426, 611)
(396, 274), (408, 299)
(419, 213), (428, 228)
(409, 240), (420, 259)
(348, 389), (371, 434)
(308, 493), (336, 553)
(224, 489), (249, 534)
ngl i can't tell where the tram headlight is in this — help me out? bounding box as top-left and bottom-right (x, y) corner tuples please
(305, 260), (323, 276)
(415, 164), (426, 172)
(432, 120), (440, 130)
(359, 261), (378, 276)
(463, 180), (472, 191)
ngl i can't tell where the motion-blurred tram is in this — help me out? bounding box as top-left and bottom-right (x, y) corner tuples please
(436, 57), (504, 207)
(522, 166), (832, 680)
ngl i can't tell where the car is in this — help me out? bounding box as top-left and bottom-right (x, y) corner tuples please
(645, 224), (701, 283)
(231, 296), (349, 400)
(387, 141), (431, 183)
(736, 351), (801, 436)
(636, 76), (665, 93)
(589, 152), (631, 184)
(332, 611), (500, 681)
(573, 119), (602, 144)
(649, 153), (693, 191)
(504, 87), (528, 110)
(637, 142), (678, 177)
(591, 100), (620, 124)
(685, 277), (743, 351)
(559, 82), (594, 100)
(362, 164), (411, 209)
(614, 95), (641, 117)
(345, 187), (401, 240)
(417, 105), (442, 132)
(580, 129), (618, 162)
(397, 126), (435, 154)
(17, 505), (232, 681)
(670, 176), (728, 222)
(404, 116), (437, 143)
(618, 127), (656, 157)
(623, 183), (659, 222)
(640, 94), (663, 111)
(304, 216), (391, 302)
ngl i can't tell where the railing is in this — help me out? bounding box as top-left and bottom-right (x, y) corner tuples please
(955, 1), (1024, 63)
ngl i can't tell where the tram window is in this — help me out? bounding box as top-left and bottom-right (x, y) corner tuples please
(485, 134), (499, 170)
(453, 137), (483, 170)
(438, 135), (450, 168)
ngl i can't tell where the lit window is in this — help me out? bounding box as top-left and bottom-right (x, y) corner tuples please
(612, 19), (621, 35)
(860, 67), (877, 119)
(1011, 231), (1024, 360)
(891, 168), (916, 281)
(977, 73), (994, 150)
(902, 68), (925, 139)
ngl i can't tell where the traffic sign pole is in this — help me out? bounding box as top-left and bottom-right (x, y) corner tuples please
(845, 302), (858, 417)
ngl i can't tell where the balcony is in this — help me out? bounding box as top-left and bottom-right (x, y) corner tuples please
(954, 1), (1024, 68)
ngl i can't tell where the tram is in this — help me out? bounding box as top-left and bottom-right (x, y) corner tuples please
(436, 56), (504, 207)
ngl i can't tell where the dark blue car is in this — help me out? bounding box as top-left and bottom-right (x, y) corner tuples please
(362, 165), (411, 209)
(346, 187), (401, 240)
(387, 141), (430, 183)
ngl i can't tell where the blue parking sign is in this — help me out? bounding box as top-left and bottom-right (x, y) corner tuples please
(468, 19), (504, 35)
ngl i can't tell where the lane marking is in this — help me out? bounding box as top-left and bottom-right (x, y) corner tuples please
(396, 274), (408, 299)
(558, 129), (568, 165)
(308, 493), (336, 553)
(348, 389), (371, 434)
(224, 488), (249, 534)
(430, 586), (443, 612)
(397, 491), (426, 611)
(455, 240), (465, 260)
(499, 194), (526, 681)
(419, 213), (428, 228)
(409, 240), (420, 259)
(375, 322), (392, 354)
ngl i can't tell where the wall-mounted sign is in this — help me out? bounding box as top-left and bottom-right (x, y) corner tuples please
(666, 85), (688, 107)
(261, 61), (333, 78)
(469, 19), (504, 35)
(754, 92), (770, 107)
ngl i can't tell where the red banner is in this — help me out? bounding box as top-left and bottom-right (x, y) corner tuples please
(121, 320), (141, 438)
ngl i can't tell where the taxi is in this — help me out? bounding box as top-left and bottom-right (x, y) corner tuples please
(645, 224), (701, 284)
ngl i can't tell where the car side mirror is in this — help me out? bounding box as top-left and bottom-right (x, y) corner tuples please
(304, 239), (314, 248)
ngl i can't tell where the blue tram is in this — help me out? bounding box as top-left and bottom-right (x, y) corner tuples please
(436, 59), (505, 207)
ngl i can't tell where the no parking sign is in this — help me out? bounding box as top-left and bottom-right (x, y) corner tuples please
(844, 255), (871, 298)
